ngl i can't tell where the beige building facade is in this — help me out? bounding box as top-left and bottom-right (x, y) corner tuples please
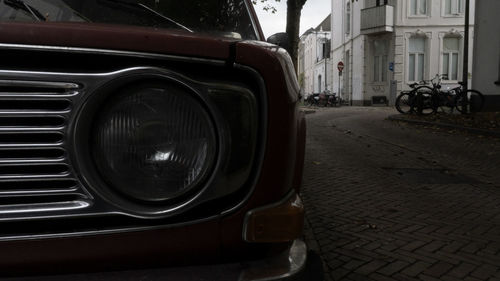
(331, 0), (474, 106)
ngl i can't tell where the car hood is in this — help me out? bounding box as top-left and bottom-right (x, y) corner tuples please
(0, 22), (237, 61)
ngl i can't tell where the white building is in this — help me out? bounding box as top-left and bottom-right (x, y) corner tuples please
(331, 0), (474, 106)
(472, 0), (500, 111)
(298, 15), (333, 98)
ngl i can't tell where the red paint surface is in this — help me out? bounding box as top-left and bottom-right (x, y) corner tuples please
(0, 21), (306, 275)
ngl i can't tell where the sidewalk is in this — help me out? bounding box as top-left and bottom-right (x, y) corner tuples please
(388, 112), (500, 138)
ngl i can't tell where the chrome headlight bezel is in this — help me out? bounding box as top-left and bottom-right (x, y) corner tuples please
(73, 70), (228, 218)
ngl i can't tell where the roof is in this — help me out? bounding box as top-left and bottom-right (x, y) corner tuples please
(300, 14), (331, 37)
(315, 14), (331, 32)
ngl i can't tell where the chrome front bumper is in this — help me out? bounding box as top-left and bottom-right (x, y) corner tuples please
(6, 240), (308, 281)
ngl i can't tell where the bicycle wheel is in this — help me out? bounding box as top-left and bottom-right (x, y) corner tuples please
(395, 92), (414, 114)
(437, 92), (456, 114)
(413, 86), (436, 115)
(455, 89), (485, 113)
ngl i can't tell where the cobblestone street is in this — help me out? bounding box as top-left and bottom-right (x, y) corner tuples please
(301, 107), (500, 281)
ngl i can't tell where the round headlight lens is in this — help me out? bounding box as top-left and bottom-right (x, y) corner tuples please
(92, 82), (217, 203)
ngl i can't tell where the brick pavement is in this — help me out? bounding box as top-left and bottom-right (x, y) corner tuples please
(301, 107), (500, 281)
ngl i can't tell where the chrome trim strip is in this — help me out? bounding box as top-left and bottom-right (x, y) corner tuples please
(0, 127), (65, 131)
(0, 110), (71, 115)
(0, 174), (71, 180)
(0, 43), (227, 65)
(0, 66), (187, 78)
(243, 0), (262, 41)
(0, 91), (80, 97)
(0, 200), (90, 214)
(0, 188), (79, 196)
(0, 143), (64, 148)
(0, 80), (80, 89)
(0, 158), (66, 164)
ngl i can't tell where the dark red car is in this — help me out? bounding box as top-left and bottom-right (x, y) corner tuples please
(0, 1), (308, 280)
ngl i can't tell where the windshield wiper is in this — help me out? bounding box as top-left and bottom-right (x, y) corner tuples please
(100, 0), (193, 33)
(4, 0), (46, 21)
(136, 3), (193, 33)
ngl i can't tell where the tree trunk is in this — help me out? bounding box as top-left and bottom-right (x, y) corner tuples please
(286, 0), (306, 71)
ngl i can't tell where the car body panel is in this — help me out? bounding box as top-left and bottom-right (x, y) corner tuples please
(0, 0), (308, 278)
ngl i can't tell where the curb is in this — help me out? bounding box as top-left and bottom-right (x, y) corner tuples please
(300, 109), (316, 115)
(388, 114), (500, 138)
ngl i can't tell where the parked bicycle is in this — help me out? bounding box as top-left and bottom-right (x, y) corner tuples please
(395, 80), (433, 115)
(395, 74), (485, 115)
(450, 81), (485, 113)
(324, 90), (341, 107)
(305, 94), (320, 106)
(305, 91), (341, 107)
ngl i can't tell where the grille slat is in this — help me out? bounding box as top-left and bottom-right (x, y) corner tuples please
(0, 78), (88, 218)
(0, 200), (90, 215)
(0, 116), (66, 127)
(0, 79), (79, 91)
(0, 99), (71, 111)
(0, 132), (63, 143)
(0, 159), (66, 164)
(0, 92), (79, 98)
(0, 179), (78, 195)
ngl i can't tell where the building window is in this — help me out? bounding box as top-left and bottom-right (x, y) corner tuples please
(445, 0), (464, 15)
(318, 75), (322, 93)
(410, 0), (427, 16)
(316, 38), (330, 61)
(346, 2), (351, 35)
(373, 40), (388, 82)
(376, 0), (388, 6)
(408, 37), (425, 81)
(442, 37), (460, 80)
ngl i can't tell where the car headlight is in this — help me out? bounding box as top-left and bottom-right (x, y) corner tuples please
(91, 81), (217, 203)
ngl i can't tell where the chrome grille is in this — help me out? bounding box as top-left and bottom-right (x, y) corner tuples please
(0, 79), (90, 220)
(0, 59), (263, 231)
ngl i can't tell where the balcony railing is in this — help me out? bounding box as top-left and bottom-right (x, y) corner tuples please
(360, 5), (394, 35)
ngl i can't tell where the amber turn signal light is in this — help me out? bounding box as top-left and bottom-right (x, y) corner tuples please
(243, 192), (305, 243)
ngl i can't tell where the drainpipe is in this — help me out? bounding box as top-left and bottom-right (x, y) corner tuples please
(350, 0), (354, 106)
(461, 0), (470, 114)
(324, 32), (328, 91)
(342, 0), (346, 102)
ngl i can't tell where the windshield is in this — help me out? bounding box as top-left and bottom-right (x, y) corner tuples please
(0, 0), (258, 40)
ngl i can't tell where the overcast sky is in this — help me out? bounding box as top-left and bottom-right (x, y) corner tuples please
(254, 0), (331, 39)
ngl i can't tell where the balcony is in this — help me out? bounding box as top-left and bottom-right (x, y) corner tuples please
(360, 5), (394, 35)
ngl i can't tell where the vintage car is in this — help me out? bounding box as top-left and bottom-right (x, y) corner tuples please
(0, 0), (308, 280)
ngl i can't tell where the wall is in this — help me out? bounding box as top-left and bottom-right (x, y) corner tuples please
(331, 0), (476, 106)
(331, 0), (366, 104)
(472, 0), (500, 110)
(301, 32), (318, 96)
(393, 0), (475, 93)
(394, 26), (474, 92)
